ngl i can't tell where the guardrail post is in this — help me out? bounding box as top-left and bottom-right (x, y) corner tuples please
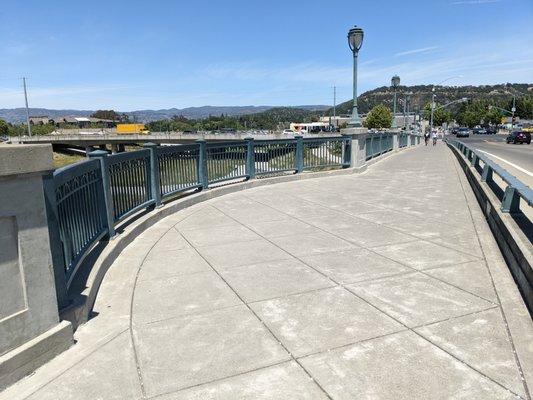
(481, 164), (493, 182)
(88, 150), (115, 238)
(196, 139), (209, 189)
(295, 135), (304, 173)
(471, 153), (479, 168)
(501, 186), (520, 213)
(245, 137), (255, 179)
(42, 171), (69, 309)
(143, 142), (162, 207)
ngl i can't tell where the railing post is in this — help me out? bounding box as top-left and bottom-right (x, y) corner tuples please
(295, 135), (304, 173)
(471, 153), (478, 168)
(501, 186), (520, 213)
(42, 171), (69, 309)
(196, 139), (209, 189)
(341, 134), (352, 167)
(143, 142), (162, 207)
(481, 164), (493, 182)
(88, 150), (115, 238)
(245, 137), (255, 179)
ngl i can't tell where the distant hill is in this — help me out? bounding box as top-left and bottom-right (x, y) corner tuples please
(328, 83), (533, 115)
(0, 105), (330, 124)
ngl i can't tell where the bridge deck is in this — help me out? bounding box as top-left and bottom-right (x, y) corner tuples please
(3, 144), (532, 400)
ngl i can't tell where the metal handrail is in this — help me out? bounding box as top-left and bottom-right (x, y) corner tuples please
(447, 139), (533, 213)
(43, 133), (420, 308)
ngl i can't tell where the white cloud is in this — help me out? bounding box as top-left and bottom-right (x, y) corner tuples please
(451, 0), (501, 5)
(394, 46), (439, 57)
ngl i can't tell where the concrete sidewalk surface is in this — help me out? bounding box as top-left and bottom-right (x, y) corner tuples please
(1, 144), (532, 400)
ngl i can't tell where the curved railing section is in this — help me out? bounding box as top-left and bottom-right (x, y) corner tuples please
(44, 133), (420, 308)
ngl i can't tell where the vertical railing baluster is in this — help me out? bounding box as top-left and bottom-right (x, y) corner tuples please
(143, 143), (162, 207)
(295, 135), (304, 173)
(89, 150), (116, 238)
(245, 137), (255, 179)
(196, 140), (208, 189)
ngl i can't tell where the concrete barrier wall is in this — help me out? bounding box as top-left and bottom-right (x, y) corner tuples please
(447, 143), (533, 314)
(0, 145), (73, 390)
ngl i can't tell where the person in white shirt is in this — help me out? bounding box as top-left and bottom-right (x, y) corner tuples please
(431, 130), (438, 146)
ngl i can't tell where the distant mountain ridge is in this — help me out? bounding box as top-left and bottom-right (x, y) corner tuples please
(327, 83), (533, 116)
(0, 105), (330, 124)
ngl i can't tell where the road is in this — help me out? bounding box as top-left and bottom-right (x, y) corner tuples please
(456, 134), (532, 188)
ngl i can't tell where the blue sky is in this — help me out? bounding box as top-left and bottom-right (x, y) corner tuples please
(1, 0), (532, 110)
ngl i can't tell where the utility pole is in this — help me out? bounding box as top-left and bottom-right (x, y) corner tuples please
(333, 85), (337, 130)
(511, 96), (516, 131)
(23, 77), (32, 136)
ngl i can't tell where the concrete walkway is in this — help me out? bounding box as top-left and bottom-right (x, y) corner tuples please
(2, 144), (532, 400)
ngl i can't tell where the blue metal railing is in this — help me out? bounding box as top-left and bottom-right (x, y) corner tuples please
(43, 133), (420, 307)
(447, 139), (533, 213)
(43, 159), (108, 298)
(365, 133), (394, 161)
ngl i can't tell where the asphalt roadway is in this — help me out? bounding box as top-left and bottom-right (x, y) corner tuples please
(455, 134), (532, 188)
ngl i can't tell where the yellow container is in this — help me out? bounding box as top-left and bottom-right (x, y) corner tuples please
(116, 124), (149, 134)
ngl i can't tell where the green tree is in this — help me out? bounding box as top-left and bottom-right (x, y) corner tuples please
(363, 105), (392, 129)
(423, 103), (453, 126)
(510, 96), (533, 119)
(0, 119), (8, 136)
(484, 108), (503, 125)
(91, 110), (122, 121)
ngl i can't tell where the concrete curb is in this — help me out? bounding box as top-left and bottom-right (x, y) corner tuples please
(61, 146), (414, 328)
(0, 321), (73, 390)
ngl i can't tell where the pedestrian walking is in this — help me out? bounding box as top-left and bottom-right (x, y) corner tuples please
(424, 131), (430, 146)
(432, 130), (438, 146)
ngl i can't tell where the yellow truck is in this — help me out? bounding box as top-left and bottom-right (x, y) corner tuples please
(116, 124), (149, 134)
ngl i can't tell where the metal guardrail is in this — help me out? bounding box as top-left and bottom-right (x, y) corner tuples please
(43, 133), (419, 307)
(365, 133), (394, 160)
(447, 139), (533, 213)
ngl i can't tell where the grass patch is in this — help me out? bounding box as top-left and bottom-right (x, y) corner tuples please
(53, 152), (84, 168)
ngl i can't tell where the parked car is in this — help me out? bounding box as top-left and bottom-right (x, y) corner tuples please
(282, 129), (294, 134)
(472, 127), (486, 135)
(456, 127), (470, 138)
(485, 126), (497, 135)
(506, 131), (531, 144)
(451, 127), (459, 135)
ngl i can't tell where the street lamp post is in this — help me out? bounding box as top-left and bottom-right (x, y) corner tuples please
(391, 75), (400, 128)
(405, 92), (412, 130)
(430, 90), (436, 135)
(429, 75), (463, 136)
(402, 94), (407, 130)
(347, 26), (364, 127)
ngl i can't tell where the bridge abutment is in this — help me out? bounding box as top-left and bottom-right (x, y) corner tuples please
(0, 144), (73, 390)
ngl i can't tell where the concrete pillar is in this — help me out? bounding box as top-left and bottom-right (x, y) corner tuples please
(393, 131), (400, 150)
(340, 127), (368, 168)
(117, 144), (125, 153)
(0, 144), (73, 390)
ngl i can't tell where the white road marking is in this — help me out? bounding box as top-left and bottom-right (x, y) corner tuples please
(475, 149), (533, 178)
